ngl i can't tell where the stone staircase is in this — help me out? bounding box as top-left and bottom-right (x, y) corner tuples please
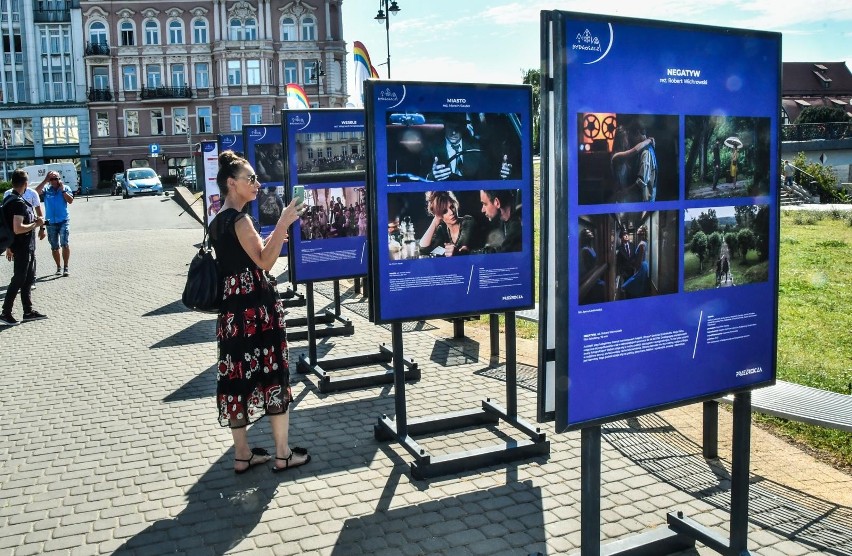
(780, 181), (816, 206)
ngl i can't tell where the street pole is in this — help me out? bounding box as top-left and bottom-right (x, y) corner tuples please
(375, 1), (401, 79)
(2, 137), (7, 182)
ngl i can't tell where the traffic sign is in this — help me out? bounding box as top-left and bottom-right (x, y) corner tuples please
(150, 143), (160, 156)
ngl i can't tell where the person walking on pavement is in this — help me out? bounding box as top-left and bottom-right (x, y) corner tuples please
(4, 172), (48, 283)
(209, 150), (310, 474)
(35, 170), (73, 276)
(1, 169), (48, 326)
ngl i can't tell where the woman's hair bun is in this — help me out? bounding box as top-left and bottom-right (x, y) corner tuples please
(219, 150), (242, 167)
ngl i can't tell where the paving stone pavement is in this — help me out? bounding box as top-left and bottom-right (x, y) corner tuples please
(1, 195), (851, 556)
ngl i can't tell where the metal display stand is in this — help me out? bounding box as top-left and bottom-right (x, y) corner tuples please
(374, 312), (550, 480)
(286, 280), (354, 342)
(296, 282), (418, 393)
(572, 393), (754, 555)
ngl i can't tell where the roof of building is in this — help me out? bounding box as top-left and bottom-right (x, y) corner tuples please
(782, 62), (852, 123)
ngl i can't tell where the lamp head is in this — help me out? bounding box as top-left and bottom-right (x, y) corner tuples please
(389, 1), (401, 15)
(374, 9), (385, 22)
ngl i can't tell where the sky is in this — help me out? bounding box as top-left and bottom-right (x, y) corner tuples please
(340, 0), (852, 105)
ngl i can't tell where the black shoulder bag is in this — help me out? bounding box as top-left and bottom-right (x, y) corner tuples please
(182, 226), (221, 313)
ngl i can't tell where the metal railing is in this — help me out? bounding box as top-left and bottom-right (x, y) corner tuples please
(782, 122), (852, 142)
(140, 86), (193, 100)
(87, 88), (113, 102)
(85, 42), (110, 56)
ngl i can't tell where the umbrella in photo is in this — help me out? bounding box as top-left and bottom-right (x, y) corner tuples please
(724, 136), (743, 148)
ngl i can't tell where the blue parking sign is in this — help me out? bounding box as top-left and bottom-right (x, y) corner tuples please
(150, 143), (160, 156)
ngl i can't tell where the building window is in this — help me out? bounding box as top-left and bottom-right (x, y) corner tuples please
(89, 21), (107, 45)
(41, 116), (79, 145)
(39, 27), (74, 102)
(284, 61), (297, 84)
(229, 18), (242, 41)
(125, 110), (139, 136)
(249, 105), (262, 125)
(194, 63), (209, 88)
(120, 21), (135, 46)
(281, 17), (296, 41)
(244, 18), (257, 40)
(173, 107), (188, 135)
(0, 118), (34, 146)
(230, 106), (242, 131)
(150, 109), (165, 135)
(122, 65), (137, 90)
(168, 20), (183, 44)
(341, 145), (348, 157)
(301, 17), (316, 41)
(307, 147), (313, 160)
(193, 19), (208, 44)
(96, 112), (109, 137)
(146, 65), (161, 87)
(92, 66), (109, 90)
(171, 64), (185, 87)
(197, 107), (212, 133)
(227, 60), (241, 85)
(144, 20), (159, 45)
(326, 146), (332, 158)
(246, 60), (261, 85)
(302, 62), (314, 84)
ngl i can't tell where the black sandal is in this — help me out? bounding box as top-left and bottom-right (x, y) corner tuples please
(234, 447), (271, 475)
(271, 450), (311, 473)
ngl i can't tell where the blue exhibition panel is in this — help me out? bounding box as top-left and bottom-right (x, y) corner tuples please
(552, 13), (780, 430)
(365, 81), (535, 323)
(282, 109), (368, 283)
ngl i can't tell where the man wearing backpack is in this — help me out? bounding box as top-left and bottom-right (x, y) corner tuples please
(1, 169), (47, 326)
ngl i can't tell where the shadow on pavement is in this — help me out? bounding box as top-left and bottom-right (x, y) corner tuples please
(604, 413), (852, 556)
(151, 319), (216, 349)
(143, 299), (194, 317)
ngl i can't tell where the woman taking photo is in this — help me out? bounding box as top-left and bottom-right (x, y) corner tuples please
(418, 190), (475, 257)
(209, 150), (309, 474)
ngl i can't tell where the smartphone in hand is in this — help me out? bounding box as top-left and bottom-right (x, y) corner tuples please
(292, 185), (304, 204)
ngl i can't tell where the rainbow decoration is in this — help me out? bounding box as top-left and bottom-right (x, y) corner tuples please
(353, 41), (380, 106)
(285, 83), (310, 110)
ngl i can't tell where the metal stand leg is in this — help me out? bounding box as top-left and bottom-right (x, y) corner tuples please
(729, 393), (751, 554)
(581, 426), (601, 556)
(375, 312), (548, 480)
(703, 400), (719, 459)
(489, 314), (500, 367)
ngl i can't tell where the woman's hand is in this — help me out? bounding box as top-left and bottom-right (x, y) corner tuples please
(443, 243), (455, 257)
(277, 197), (305, 230)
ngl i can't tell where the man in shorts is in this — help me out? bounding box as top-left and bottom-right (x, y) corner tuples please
(36, 170), (74, 276)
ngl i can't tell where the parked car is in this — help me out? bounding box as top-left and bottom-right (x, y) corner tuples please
(112, 172), (124, 196)
(120, 168), (163, 198)
(180, 166), (197, 189)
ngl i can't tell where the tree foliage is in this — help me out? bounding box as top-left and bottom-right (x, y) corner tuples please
(696, 208), (718, 235)
(521, 68), (541, 155)
(737, 228), (755, 260)
(690, 231), (708, 271)
(794, 106), (851, 124)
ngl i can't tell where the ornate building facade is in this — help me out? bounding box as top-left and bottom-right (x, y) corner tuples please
(81, 0), (347, 186)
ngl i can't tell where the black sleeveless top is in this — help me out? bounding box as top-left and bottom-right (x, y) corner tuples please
(209, 208), (256, 275)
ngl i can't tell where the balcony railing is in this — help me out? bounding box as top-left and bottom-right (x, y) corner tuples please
(140, 86), (193, 100)
(85, 42), (110, 56)
(782, 122), (852, 142)
(87, 88), (113, 102)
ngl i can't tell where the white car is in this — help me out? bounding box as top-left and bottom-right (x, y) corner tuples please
(121, 168), (163, 198)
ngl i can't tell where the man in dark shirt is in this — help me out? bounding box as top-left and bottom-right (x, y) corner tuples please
(478, 189), (521, 253)
(1, 169), (47, 325)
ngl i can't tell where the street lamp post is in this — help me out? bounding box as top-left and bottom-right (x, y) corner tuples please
(2, 137), (7, 182)
(310, 60), (325, 107)
(374, 0), (401, 79)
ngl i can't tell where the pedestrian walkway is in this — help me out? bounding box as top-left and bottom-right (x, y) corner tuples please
(1, 196), (850, 555)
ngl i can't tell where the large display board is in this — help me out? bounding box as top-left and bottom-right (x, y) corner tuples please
(365, 81), (535, 323)
(282, 109), (369, 283)
(546, 12), (780, 431)
(242, 125), (286, 244)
